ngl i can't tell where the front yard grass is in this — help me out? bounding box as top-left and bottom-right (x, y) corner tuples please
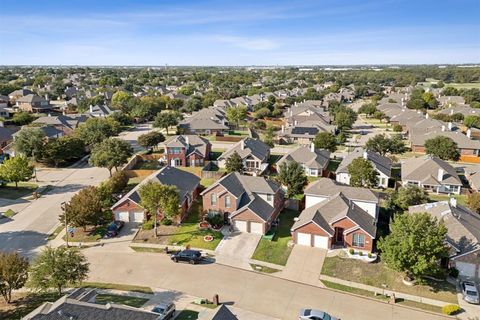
(0, 182), (38, 200)
(321, 256), (458, 303)
(0, 291), (61, 320)
(428, 194), (466, 206)
(168, 200), (223, 250)
(1, 209), (16, 218)
(63, 225), (107, 242)
(95, 294), (149, 308)
(79, 282), (153, 294)
(251, 209), (298, 266)
(176, 310), (199, 320)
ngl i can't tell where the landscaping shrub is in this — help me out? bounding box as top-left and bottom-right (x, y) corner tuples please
(142, 219), (155, 230)
(448, 267), (459, 278)
(161, 218), (173, 226)
(206, 213), (223, 227)
(393, 124), (403, 132)
(358, 251), (363, 256)
(367, 253), (372, 258)
(441, 304), (460, 315)
(349, 248), (355, 255)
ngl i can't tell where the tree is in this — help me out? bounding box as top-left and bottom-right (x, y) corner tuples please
(0, 252), (29, 303)
(388, 134), (406, 154)
(358, 103), (377, 116)
(263, 124), (275, 148)
(378, 212), (448, 279)
(226, 105), (247, 128)
(59, 186), (104, 229)
(11, 112), (34, 126)
(74, 117), (120, 146)
(137, 131), (165, 151)
(98, 171), (129, 208)
(225, 151), (244, 173)
(277, 161), (307, 198)
(41, 136), (85, 167)
(89, 138), (133, 176)
(28, 247), (89, 294)
(347, 157), (378, 188)
(422, 92), (439, 109)
(424, 136), (460, 161)
(366, 134), (405, 155)
(139, 181), (179, 237)
(14, 127), (45, 160)
(466, 192), (480, 215)
(464, 115), (480, 128)
(153, 112), (179, 135)
(387, 185), (429, 211)
(111, 91), (132, 111)
(0, 156), (34, 187)
(253, 107), (271, 120)
(313, 132), (337, 152)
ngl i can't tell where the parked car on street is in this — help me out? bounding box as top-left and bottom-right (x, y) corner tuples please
(152, 302), (176, 319)
(461, 281), (479, 304)
(299, 308), (338, 320)
(171, 249), (203, 264)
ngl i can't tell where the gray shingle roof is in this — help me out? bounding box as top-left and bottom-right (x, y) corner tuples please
(305, 178), (379, 203)
(277, 146), (330, 170)
(219, 138), (270, 162)
(202, 305), (239, 320)
(336, 148), (391, 177)
(164, 135), (210, 158)
(401, 155), (462, 185)
(410, 130), (480, 150)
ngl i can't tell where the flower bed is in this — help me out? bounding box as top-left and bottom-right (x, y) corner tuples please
(198, 221), (210, 230)
(203, 235), (214, 242)
(346, 249), (377, 263)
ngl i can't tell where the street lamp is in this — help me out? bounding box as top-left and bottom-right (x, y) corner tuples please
(61, 201), (69, 247)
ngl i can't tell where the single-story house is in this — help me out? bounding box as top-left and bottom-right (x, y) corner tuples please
(111, 166), (200, 223)
(201, 172), (284, 235)
(277, 144), (330, 177)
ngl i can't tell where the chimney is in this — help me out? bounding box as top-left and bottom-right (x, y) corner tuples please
(45, 94), (49, 100)
(240, 139), (245, 150)
(467, 129), (472, 139)
(448, 122), (452, 131)
(281, 125), (285, 133)
(48, 113), (51, 117)
(437, 168), (444, 182)
(62, 109), (66, 116)
(450, 109), (454, 115)
(441, 125), (446, 132)
(89, 104), (93, 113)
(310, 143), (315, 153)
(450, 197), (457, 208)
(184, 136), (189, 146)
(425, 113), (429, 119)
(294, 120), (298, 126)
(363, 150), (368, 160)
(294, 101), (297, 106)
(290, 110), (293, 116)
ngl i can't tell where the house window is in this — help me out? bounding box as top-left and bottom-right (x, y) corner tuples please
(267, 194), (273, 201)
(352, 233), (365, 248)
(225, 195), (231, 208)
(211, 193), (217, 206)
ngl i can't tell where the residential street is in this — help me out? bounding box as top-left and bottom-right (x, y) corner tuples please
(83, 247), (450, 320)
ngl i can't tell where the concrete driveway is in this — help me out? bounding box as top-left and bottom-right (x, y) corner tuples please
(278, 245), (326, 286)
(215, 231), (261, 269)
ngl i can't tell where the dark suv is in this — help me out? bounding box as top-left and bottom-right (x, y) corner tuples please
(171, 250), (203, 264)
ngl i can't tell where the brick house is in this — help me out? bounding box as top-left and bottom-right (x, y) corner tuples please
(291, 178), (379, 252)
(163, 135), (211, 167)
(218, 138), (270, 176)
(15, 94), (51, 113)
(200, 172), (284, 235)
(111, 166), (200, 223)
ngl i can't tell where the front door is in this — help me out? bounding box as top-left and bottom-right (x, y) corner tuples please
(334, 227), (344, 244)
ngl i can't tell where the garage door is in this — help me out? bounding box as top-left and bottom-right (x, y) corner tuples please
(129, 212), (144, 222)
(456, 262), (476, 278)
(234, 220), (248, 232)
(250, 222), (263, 235)
(313, 235), (329, 249)
(297, 233), (312, 246)
(115, 211), (129, 222)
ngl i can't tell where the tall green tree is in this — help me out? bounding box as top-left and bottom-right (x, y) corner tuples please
(366, 134), (405, 155)
(41, 136), (85, 167)
(74, 117), (121, 146)
(424, 136), (460, 161)
(226, 105), (247, 128)
(386, 185), (429, 211)
(225, 151), (244, 173)
(313, 132), (337, 152)
(464, 115), (480, 128)
(0, 252), (29, 304)
(153, 112), (179, 135)
(89, 138), (133, 176)
(378, 212), (448, 279)
(277, 161), (307, 198)
(466, 192), (480, 215)
(11, 112), (34, 126)
(14, 127), (45, 160)
(59, 186), (104, 230)
(28, 247), (89, 294)
(347, 157), (378, 188)
(262, 124), (275, 148)
(111, 91), (133, 111)
(137, 131), (165, 151)
(139, 181), (179, 237)
(0, 156), (34, 187)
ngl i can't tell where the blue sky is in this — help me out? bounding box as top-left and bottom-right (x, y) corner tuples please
(0, 0), (479, 65)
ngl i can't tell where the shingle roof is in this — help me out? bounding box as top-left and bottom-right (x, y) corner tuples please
(219, 138), (270, 162)
(164, 135), (210, 158)
(410, 130), (480, 150)
(202, 305), (239, 320)
(336, 148), (391, 177)
(17, 94), (48, 104)
(305, 178), (379, 203)
(277, 146), (330, 170)
(0, 127), (13, 142)
(401, 155), (462, 185)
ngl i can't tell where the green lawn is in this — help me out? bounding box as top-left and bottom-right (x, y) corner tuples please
(1, 209), (16, 218)
(95, 294), (149, 308)
(79, 282), (154, 294)
(0, 182), (38, 200)
(176, 310), (199, 320)
(250, 263), (281, 273)
(251, 209), (299, 265)
(131, 246), (166, 253)
(321, 256), (458, 303)
(63, 225), (107, 242)
(428, 194), (467, 206)
(200, 178), (215, 188)
(168, 200), (223, 250)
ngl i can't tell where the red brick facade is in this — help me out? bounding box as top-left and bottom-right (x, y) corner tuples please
(166, 144), (211, 167)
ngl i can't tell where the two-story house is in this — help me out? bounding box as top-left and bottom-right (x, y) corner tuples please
(291, 178), (379, 252)
(335, 148), (392, 188)
(201, 172), (284, 235)
(163, 135), (211, 167)
(111, 166), (200, 223)
(32, 114), (89, 136)
(218, 138), (270, 176)
(15, 94), (51, 113)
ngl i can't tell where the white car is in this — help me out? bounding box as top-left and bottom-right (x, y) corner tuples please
(461, 281), (479, 304)
(299, 308), (338, 320)
(152, 302), (176, 319)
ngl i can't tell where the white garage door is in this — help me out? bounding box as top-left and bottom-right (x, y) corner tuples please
(234, 220), (248, 232)
(313, 235), (329, 249)
(115, 211), (129, 222)
(456, 262), (476, 278)
(297, 233), (312, 246)
(250, 222), (263, 235)
(129, 212), (144, 222)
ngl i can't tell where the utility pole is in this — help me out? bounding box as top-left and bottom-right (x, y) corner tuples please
(61, 202), (69, 247)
